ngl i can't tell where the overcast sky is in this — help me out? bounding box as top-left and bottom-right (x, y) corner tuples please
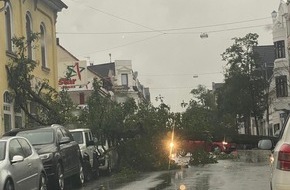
(56, 0), (279, 112)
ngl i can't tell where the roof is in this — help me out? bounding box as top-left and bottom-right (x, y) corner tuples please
(44, 0), (68, 11)
(212, 82), (224, 92)
(253, 45), (275, 66)
(57, 38), (79, 61)
(87, 62), (115, 78)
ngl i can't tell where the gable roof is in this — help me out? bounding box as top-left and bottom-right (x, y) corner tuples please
(253, 45), (275, 66)
(57, 38), (79, 61)
(87, 62), (115, 77)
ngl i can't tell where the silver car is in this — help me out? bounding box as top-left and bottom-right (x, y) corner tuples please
(0, 136), (47, 190)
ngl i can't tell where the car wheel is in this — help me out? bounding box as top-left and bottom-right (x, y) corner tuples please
(4, 179), (14, 190)
(39, 173), (47, 190)
(92, 157), (100, 179)
(105, 162), (112, 176)
(83, 160), (93, 181)
(75, 162), (85, 186)
(54, 163), (65, 190)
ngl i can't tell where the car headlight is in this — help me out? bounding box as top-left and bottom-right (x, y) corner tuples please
(222, 141), (228, 145)
(39, 153), (53, 161)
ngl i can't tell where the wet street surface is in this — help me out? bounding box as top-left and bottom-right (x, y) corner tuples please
(71, 158), (271, 190)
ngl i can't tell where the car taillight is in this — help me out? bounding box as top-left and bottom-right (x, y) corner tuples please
(278, 144), (290, 171)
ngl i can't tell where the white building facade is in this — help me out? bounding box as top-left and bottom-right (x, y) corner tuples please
(266, 2), (290, 136)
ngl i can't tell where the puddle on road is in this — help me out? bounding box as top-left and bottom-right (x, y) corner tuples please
(148, 173), (171, 190)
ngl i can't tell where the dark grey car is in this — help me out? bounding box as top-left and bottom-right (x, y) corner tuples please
(16, 124), (84, 190)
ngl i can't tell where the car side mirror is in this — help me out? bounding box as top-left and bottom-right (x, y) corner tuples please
(60, 136), (70, 144)
(93, 137), (98, 144)
(258, 139), (273, 150)
(11, 155), (24, 164)
(87, 140), (95, 146)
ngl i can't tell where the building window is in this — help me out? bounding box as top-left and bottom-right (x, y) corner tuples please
(5, 3), (13, 52)
(14, 104), (22, 128)
(274, 40), (285, 59)
(276, 75), (288, 97)
(121, 74), (128, 86)
(79, 93), (85, 105)
(26, 12), (33, 59)
(40, 23), (47, 68)
(3, 92), (13, 132)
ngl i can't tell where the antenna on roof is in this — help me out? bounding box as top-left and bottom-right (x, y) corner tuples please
(109, 53), (112, 63)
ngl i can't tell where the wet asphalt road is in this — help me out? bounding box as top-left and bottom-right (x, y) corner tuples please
(70, 158), (271, 190)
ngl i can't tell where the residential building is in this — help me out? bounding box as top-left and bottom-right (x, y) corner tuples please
(57, 39), (112, 108)
(0, 0), (67, 134)
(266, 2), (290, 136)
(88, 60), (150, 104)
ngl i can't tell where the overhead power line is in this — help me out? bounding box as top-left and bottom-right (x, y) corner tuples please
(139, 71), (222, 77)
(68, 0), (163, 34)
(57, 17), (271, 35)
(78, 34), (164, 55)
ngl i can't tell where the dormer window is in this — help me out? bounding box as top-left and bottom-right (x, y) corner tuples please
(121, 74), (128, 87)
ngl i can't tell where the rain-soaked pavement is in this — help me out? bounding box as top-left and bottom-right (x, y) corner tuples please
(70, 155), (271, 190)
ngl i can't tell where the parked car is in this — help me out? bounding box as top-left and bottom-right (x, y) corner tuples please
(177, 139), (236, 156)
(96, 139), (119, 175)
(211, 141), (237, 153)
(5, 124), (85, 190)
(258, 118), (289, 190)
(0, 136), (47, 190)
(69, 128), (99, 181)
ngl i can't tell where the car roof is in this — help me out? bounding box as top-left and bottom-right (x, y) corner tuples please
(69, 128), (91, 132)
(0, 136), (27, 142)
(2, 124), (64, 136)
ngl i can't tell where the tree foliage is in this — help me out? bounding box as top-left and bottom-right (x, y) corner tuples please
(6, 35), (75, 126)
(218, 33), (267, 135)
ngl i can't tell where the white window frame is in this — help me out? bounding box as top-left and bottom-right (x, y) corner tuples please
(121, 73), (128, 86)
(26, 12), (34, 60)
(5, 3), (13, 52)
(40, 23), (48, 69)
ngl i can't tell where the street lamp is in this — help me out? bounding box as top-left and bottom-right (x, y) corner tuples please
(200, 33), (208, 39)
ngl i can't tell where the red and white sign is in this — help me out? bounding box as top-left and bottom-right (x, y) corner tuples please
(58, 61), (87, 91)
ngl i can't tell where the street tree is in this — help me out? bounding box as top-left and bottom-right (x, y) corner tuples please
(180, 85), (217, 138)
(219, 33), (267, 135)
(6, 35), (75, 126)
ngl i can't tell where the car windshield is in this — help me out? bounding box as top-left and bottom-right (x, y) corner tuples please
(0, 142), (6, 161)
(18, 130), (54, 145)
(71, 132), (83, 144)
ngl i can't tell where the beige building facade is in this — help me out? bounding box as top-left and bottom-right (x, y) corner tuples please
(0, 0), (67, 134)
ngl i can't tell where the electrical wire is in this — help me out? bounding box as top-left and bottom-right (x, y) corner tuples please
(57, 18), (271, 35)
(63, 0), (271, 35)
(139, 71), (222, 77)
(78, 33), (164, 55)
(67, 0), (163, 34)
